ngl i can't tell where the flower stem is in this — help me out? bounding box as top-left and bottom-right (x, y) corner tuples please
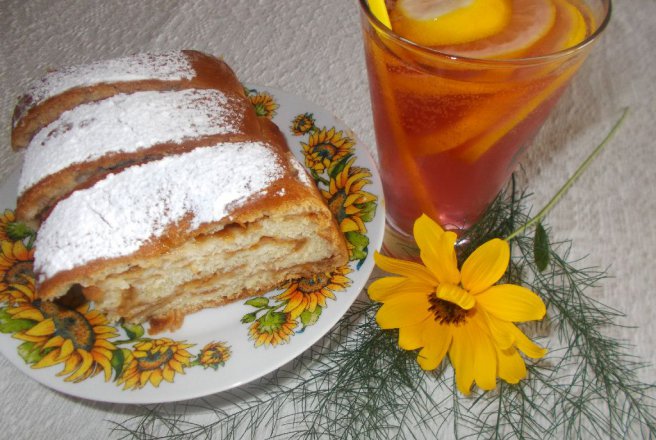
(506, 108), (629, 241)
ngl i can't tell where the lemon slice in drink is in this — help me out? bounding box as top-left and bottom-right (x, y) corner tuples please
(436, 0), (558, 59)
(390, 0), (512, 47)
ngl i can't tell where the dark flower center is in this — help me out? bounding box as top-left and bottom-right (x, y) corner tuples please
(314, 142), (338, 160)
(428, 294), (470, 326)
(327, 190), (347, 222)
(40, 301), (95, 351)
(4, 261), (34, 285)
(138, 347), (174, 371)
(297, 273), (330, 293)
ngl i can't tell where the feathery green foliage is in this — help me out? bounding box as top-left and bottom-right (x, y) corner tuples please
(110, 110), (654, 439)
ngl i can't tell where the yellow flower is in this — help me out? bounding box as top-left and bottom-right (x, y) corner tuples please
(302, 127), (354, 174)
(248, 91), (278, 119)
(290, 113), (315, 136)
(0, 240), (34, 294)
(198, 341), (231, 369)
(248, 311), (296, 347)
(117, 338), (193, 389)
(321, 157), (377, 235)
(368, 214), (547, 395)
(0, 210), (16, 241)
(277, 265), (352, 319)
(11, 297), (118, 382)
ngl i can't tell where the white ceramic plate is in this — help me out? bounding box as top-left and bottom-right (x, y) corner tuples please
(0, 85), (384, 404)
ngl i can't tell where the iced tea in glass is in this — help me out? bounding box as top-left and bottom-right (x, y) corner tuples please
(358, 0), (611, 255)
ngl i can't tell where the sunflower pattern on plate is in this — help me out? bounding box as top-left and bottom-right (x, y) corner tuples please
(245, 87), (279, 119)
(0, 213), (232, 389)
(0, 88), (380, 393)
(241, 106), (378, 348)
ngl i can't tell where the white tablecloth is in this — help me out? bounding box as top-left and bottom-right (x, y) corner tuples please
(1, 0), (655, 438)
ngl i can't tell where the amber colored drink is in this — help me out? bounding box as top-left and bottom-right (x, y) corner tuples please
(359, 0), (611, 250)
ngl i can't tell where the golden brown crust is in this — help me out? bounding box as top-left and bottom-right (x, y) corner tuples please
(14, 52), (264, 228)
(11, 50), (244, 150)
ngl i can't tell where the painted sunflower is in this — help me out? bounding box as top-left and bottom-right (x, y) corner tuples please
(0, 210), (16, 241)
(0, 240), (35, 294)
(10, 298), (118, 382)
(248, 311), (296, 347)
(368, 214), (547, 395)
(0, 271), (35, 307)
(248, 91), (278, 119)
(277, 265), (352, 319)
(197, 341), (231, 369)
(302, 127), (355, 174)
(321, 157), (377, 234)
(117, 338), (194, 389)
(290, 113), (315, 136)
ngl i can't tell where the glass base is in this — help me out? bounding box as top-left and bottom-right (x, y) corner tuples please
(381, 223), (420, 261)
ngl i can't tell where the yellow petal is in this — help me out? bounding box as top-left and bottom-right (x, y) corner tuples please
(448, 326), (475, 395)
(417, 320), (452, 370)
(151, 369), (164, 387)
(12, 241), (30, 259)
(435, 284), (475, 310)
(413, 214), (461, 285)
(376, 295), (431, 329)
(66, 349), (93, 382)
(479, 310), (514, 350)
(25, 319), (55, 337)
(373, 252), (437, 285)
(58, 339), (75, 360)
(496, 346), (527, 384)
(1, 240), (13, 256)
(162, 366), (176, 382)
(94, 355), (113, 382)
(284, 293), (305, 312)
(368, 277), (433, 302)
(470, 318), (497, 391)
(60, 353), (81, 375)
(509, 324), (548, 359)
(33, 349), (64, 369)
(340, 217), (362, 233)
(461, 239), (509, 294)
(476, 284), (546, 322)
(10, 307), (44, 321)
(42, 335), (65, 349)
(168, 359), (185, 374)
(398, 319), (427, 350)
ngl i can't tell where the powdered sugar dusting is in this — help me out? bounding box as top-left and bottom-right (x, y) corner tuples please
(35, 141), (283, 280)
(15, 51), (194, 126)
(290, 156), (314, 187)
(19, 89), (243, 195)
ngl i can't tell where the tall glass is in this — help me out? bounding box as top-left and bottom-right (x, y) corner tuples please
(358, 0), (611, 256)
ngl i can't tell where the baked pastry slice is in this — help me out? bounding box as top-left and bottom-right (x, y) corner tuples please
(16, 86), (262, 228)
(33, 119), (349, 332)
(12, 50), (239, 150)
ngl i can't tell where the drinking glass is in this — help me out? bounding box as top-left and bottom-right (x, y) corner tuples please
(358, 0), (611, 256)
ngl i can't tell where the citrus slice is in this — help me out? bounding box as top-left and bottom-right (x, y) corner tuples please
(457, 59), (583, 162)
(369, 0), (392, 28)
(526, 0), (589, 55)
(390, 0), (511, 47)
(436, 0), (557, 59)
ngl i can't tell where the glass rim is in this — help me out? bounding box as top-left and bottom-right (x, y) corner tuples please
(358, 0), (612, 65)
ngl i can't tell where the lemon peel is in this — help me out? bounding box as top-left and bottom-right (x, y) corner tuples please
(369, 0), (392, 29)
(559, 0), (588, 49)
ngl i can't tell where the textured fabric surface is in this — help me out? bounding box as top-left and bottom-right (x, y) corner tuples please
(1, 0), (655, 438)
